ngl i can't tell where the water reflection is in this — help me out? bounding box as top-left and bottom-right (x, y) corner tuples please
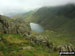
(30, 23), (44, 32)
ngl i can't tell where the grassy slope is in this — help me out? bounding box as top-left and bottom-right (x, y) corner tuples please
(23, 5), (75, 49)
(0, 33), (59, 56)
(0, 4), (75, 56)
(24, 4), (75, 34)
(0, 30), (75, 56)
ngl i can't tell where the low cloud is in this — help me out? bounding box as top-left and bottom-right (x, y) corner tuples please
(0, 0), (75, 16)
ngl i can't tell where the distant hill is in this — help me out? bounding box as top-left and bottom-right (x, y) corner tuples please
(12, 11), (35, 20)
(20, 4), (75, 34)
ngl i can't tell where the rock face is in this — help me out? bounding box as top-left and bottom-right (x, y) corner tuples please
(57, 44), (75, 52)
(0, 15), (9, 33)
(0, 15), (30, 35)
(22, 46), (33, 50)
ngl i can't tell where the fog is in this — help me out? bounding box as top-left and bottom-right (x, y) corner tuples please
(0, 0), (75, 16)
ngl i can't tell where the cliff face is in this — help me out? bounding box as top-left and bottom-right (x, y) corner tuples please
(0, 15), (10, 33)
(0, 15), (30, 35)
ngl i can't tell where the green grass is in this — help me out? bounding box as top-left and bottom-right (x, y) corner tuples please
(31, 30), (75, 47)
(0, 32), (75, 56)
(0, 34), (50, 56)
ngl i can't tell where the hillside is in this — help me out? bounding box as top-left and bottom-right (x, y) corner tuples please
(22, 4), (75, 34)
(0, 4), (75, 56)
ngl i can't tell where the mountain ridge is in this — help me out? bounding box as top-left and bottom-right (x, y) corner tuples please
(22, 4), (75, 34)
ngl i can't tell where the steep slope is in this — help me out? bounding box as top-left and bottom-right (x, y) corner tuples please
(24, 4), (75, 34)
(0, 15), (10, 33)
(0, 15), (30, 35)
(12, 11), (35, 20)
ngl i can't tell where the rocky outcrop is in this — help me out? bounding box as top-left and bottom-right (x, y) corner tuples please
(0, 15), (30, 35)
(56, 44), (75, 52)
(0, 15), (9, 33)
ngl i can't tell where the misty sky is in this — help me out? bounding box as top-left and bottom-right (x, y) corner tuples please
(0, 0), (75, 16)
